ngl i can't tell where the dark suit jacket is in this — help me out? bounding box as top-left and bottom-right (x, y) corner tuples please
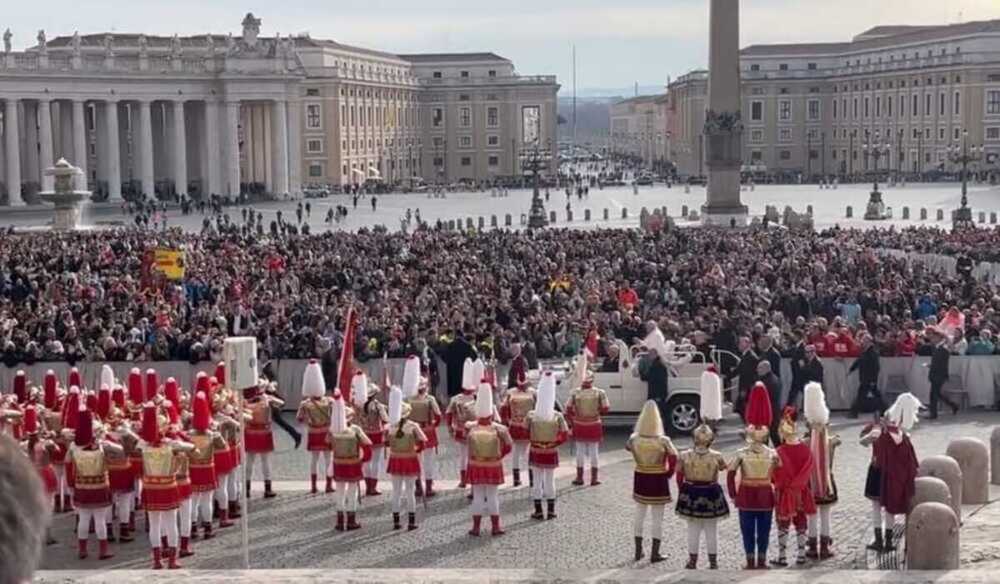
(849, 346), (880, 386)
(737, 350), (760, 393)
(929, 344), (950, 384)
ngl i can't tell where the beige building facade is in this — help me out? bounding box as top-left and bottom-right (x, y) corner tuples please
(609, 94), (670, 168)
(669, 20), (1000, 179)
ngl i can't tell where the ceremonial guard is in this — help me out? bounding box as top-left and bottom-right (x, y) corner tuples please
(329, 390), (372, 531)
(69, 402), (120, 560)
(42, 370), (71, 513)
(102, 393), (139, 544)
(499, 370), (536, 487)
(445, 358), (479, 489)
(165, 407), (196, 559)
(21, 405), (59, 545)
(296, 360), (334, 494)
(139, 404), (193, 570)
(403, 356), (442, 497)
(675, 370), (729, 570)
(566, 354), (610, 486)
(386, 385), (428, 531)
(465, 379), (513, 537)
(864, 393), (920, 552)
(59, 388), (80, 515)
(126, 369), (145, 518)
(353, 371), (388, 497)
(188, 392), (230, 540)
(804, 382), (840, 559)
(527, 371), (568, 520)
(727, 382), (780, 570)
(626, 400), (678, 564)
(771, 407), (816, 567)
(244, 379), (284, 499)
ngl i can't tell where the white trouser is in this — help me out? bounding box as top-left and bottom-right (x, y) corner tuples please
(364, 446), (384, 480)
(871, 500), (898, 530)
(419, 449), (436, 481)
(148, 509), (179, 549)
(179, 498), (193, 537)
(808, 505), (833, 538)
(227, 469), (239, 502)
(55, 465), (69, 500)
(390, 475), (417, 513)
(634, 504), (665, 539)
(246, 453), (273, 481)
(194, 491), (214, 523)
(471, 484), (500, 516)
(214, 473), (229, 507)
(133, 477), (143, 508)
(77, 507), (109, 540)
(310, 451), (332, 477)
(336, 481), (360, 512)
(456, 442), (468, 473)
(686, 518), (719, 554)
(531, 467), (556, 500)
(575, 442), (600, 468)
(512, 442), (529, 470)
(114, 491), (133, 524)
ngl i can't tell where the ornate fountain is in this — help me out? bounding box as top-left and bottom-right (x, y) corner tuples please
(38, 158), (90, 230)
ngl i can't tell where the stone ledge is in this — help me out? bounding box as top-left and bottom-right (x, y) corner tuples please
(31, 569), (1000, 583)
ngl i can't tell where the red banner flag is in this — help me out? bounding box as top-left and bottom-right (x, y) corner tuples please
(337, 307), (357, 396)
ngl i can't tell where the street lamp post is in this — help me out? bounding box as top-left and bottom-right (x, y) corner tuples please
(863, 130), (891, 220)
(522, 141), (550, 229)
(947, 129), (983, 231)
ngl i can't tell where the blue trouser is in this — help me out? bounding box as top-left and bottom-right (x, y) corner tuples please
(739, 510), (773, 556)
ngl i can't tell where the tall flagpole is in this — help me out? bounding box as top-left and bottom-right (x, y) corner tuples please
(572, 44), (577, 158)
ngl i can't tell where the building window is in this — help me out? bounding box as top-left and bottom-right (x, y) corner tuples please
(461, 156), (472, 167)
(954, 91), (961, 115)
(433, 157), (443, 167)
(887, 96), (893, 117)
(989, 91), (1000, 115)
(876, 97), (881, 118)
(750, 150), (763, 162)
(459, 94), (471, 101)
(912, 128), (920, 140)
(432, 71), (442, 79)
(807, 99), (820, 121)
(433, 108), (444, 127)
(750, 64), (760, 72)
(864, 97), (870, 118)
(912, 94), (918, 117)
(779, 63), (788, 71)
(986, 127), (1000, 141)
(350, 106), (356, 127)
(833, 99), (838, 119)
(779, 100), (791, 121)
(808, 63), (817, 70)
(750, 101), (763, 121)
(460, 107), (471, 127)
(809, 150), (819, 160)
(954, 128), (961, 140)
(307, 139), (323, 153)
(938, 127), (946, 140)
(308, 163), (323, 177)
(750, 129), (764, 144)
(925, 93), (932, 116)
(940, 93), (946, 116)
(779, 150), (791, 160)
(306, 104), (322, 129)
(461, 71), (470, 78)
(925, 127), (932, 139)
(487, 135), (499, 147)
(807, 128), (819, 141)
(488, 155), (499, 166)
(778, 128), (792, 143)
(853, 98), (858, 118)
(488, 70), (497, 78)
(459, 136), (472, 148)
(487, 107), (499, 127)
(486, 93), (498, 101)
(306, 88), (320, 97)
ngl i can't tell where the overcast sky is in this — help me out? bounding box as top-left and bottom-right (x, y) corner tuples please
(4, 0), (997, 92)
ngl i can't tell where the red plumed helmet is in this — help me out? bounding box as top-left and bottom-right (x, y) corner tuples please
(192, 392), (211, 432)
(214, 362), (226, 386)
(112, 387), (126, 411)
(22, 406), (39, 434)
(44, 370), (58, 410)
(744, 382), (773, 428)
(97, 386), (112, 420)
(85, 392), (99, 417)
(61, 390), (80, 430)
(164, 378), (180, 407)
(145, 369), (159, 402)
(141, 404), (160, 444)
(75, 403), (93, 447)
(13, 370), (27, 404)
(165, 401), (180, 425)
(127, 368), (143, 405)
(68, 367), (82, 391)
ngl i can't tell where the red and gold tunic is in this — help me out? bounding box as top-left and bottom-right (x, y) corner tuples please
(445, 393), (476, 443)
(567, 387), (609, 443)
(628, 434), (678, 505)
(330, 425), (372, 482)
(214, 417), (238, 476)
(465, 420), (513, 485)
(43, 409), (68, 467)
(501, 389), (536, 442)
(244, 399), (275, 453)
(174, 451), (193, 501)
(297, 397), (333, 452)
(527, 412), (569, 469)
(70, 446), (112, 508)
(358, 400), (388, 448)
(406, 394), (441, 449)
(26, 441), (58, 495)
(386, 421), (428, 477)
(727, 443), (779, 511)
(105, 434), (136, 494)
(142, 444), (181, 511)
(189, 432), (227, 492)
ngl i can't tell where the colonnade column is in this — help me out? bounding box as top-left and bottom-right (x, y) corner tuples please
(71, 100), (88, 189)
(4, 99), (22, 206)
(172, 100), (187, 197)
(271, 99), (289, 196)
(38, 99), (54, 191)
(138, 100), (155, 197)
(104, 100), (122, 201)
(224, 100), (241, 197)
(287, 99), (302, 196)
(204, 100), (221, 195)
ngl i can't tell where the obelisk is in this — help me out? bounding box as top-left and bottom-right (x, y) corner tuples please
(701, 0), (749, 226)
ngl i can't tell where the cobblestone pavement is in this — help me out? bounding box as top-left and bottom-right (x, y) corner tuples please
(39, 411), (999, 572)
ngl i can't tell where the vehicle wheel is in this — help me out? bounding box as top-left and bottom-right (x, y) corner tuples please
(665, 395), (700, 436)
